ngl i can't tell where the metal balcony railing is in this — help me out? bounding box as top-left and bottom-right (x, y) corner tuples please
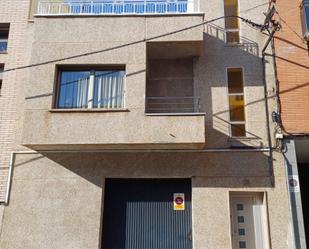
(37, 0), (196, 15)
(145, 96), (200, 114)
(224, 28), (240, 44)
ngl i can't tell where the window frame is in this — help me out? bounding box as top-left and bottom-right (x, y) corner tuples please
(0, 23), (10, 53)
(54, 65), (126, 110)
(226, 67), (247, 138)
(301, 0), (309, 39)
(0, 64), (4, 95)
(223, 0), (242, 44)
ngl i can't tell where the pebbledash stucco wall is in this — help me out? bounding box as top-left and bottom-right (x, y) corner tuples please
(0, 0), (293, 248)
(20, 1), (274, 150)
(0, 151), (292, 249)
(21, 15), (206, 149)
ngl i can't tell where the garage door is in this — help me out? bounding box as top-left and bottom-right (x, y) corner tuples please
(102, 179), (192, 249)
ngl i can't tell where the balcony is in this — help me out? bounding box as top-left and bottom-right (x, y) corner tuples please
(22, 12), (205, 151)
(145, 41), (203, 115)
(32, 0), (204, 43)
(22, 60), (205, 150)
(37, 0), (198, 15)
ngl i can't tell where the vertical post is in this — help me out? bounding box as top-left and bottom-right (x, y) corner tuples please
(4, 152), (15, 205)
(197, 97), (200, 113)
(37, 1), (41, 14)
(97, 77), (102, 108)
(87, 72), (95, 109)
(187, 0), (194, 13)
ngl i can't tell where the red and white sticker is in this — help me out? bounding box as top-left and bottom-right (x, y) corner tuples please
(173, 193), (185, 211)
(288, 175), (300, 193)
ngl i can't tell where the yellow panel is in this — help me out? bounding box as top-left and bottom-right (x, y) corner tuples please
(229, 95), (245, 121)
(224, 0), (239, 29)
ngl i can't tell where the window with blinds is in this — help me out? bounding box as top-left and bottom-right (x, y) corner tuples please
(56, 68), (125, 109)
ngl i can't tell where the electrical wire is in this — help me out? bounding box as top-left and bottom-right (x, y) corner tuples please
(276, 12), (306, 43)
(1, 15), (265, 74)
(267, 9), (309, 137)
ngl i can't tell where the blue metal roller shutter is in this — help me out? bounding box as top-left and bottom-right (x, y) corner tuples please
(102, 179), (192, 249)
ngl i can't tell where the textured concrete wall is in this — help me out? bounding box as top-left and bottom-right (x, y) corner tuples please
(21, 16), (205, 149)
(200, 0), (277, 148)
(21, 7), (272, 149)
(147, 58), (194, 97)
(0, 0), (293, 248)
(0, 151), (291, 249)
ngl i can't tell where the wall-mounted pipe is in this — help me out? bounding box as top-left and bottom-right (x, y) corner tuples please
(3, 151), (38, 206)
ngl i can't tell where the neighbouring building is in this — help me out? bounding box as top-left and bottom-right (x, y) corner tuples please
(0, 0), (294, 248)
(272, 0), (309, 248)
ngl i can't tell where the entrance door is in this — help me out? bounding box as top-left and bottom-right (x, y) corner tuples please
(230, 193), (269, 249)
(102, 179), (192, 249)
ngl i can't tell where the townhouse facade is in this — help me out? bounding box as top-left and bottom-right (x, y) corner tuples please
(272, 0), (309, 248)
(0, 0), (295, 248)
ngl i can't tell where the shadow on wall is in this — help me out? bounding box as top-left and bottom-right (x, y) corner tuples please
(196, 24), (267, 148)
(24, 24), (267, 149)
(205, 24), (260, 56)
(13, 151), (274, 189)
(15, 24), (276, 175)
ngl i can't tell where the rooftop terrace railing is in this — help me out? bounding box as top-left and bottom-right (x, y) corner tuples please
(37, 0), (197, 15)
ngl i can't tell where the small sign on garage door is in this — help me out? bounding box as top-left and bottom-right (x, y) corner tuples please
(174, 193), (185, 211)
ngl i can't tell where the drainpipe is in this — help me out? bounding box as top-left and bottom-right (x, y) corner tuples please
(4, 152), (15, 206)
(3, 151), (38, 206)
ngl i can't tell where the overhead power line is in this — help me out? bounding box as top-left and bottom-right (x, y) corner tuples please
(278, 14), (306, 43)
(2, 15), (264, 74)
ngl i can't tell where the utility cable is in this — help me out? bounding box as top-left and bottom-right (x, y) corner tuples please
(2, 15), (265, 74)
(276, 12), (306, 43)
(266, 8), (309, 137)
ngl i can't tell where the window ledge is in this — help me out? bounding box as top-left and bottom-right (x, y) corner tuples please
(49, 108), (130, 113)
(145, 112), (205, 116)
(228, 136), (261, 141)
(224, 42), (257, 47)
(34, 13), (205, 18)
(224, 43), (243, 47)
(0, 52), (8, 54)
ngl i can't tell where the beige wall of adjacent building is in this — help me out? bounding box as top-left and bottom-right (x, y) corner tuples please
(0, 0), (33, 201)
